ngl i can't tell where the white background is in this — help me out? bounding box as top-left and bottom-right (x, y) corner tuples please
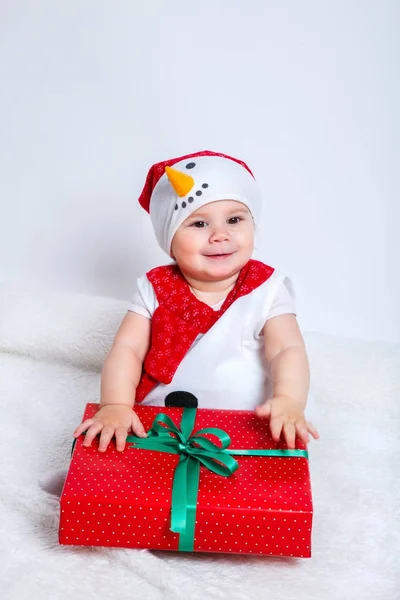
(0, 1), (398, 342)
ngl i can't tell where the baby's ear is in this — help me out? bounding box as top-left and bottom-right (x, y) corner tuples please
(164, 391), (198, 408)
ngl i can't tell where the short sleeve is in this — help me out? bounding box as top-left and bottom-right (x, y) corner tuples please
(127, 275), (158, 319)
(267, 276), (296, 320)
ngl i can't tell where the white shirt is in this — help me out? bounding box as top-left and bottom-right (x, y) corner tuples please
(128, 274), (296, 322)
(127, 269), (296, 410)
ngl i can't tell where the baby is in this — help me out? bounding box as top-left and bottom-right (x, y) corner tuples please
(74, 150), (319, 453)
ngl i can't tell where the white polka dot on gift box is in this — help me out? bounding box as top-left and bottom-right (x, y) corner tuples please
(59, 405), (312, 557)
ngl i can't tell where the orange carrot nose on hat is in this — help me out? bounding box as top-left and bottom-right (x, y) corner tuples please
(138, 150), (262, 256)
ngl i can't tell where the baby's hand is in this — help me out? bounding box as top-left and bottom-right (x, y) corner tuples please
(255, 395), (319, 449)
(73, 404), (147, 453)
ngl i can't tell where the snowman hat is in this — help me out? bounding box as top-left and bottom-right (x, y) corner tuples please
(138, 150), (262, 256)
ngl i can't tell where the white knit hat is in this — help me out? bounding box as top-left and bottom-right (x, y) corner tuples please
(138, 150), (262, 256)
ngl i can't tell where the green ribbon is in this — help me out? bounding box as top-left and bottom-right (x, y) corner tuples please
(126, 407), (308, 552)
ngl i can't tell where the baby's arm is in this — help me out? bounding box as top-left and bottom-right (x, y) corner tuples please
(73, 311), (151, 452)
(255, 314), (319, 448)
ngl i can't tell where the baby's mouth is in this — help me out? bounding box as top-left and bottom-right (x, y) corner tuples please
(203, 252), (234, 260)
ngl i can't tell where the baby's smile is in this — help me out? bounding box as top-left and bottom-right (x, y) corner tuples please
(203, 252), (235, 260)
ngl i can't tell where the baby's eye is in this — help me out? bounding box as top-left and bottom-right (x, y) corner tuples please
(191, 221), (207, 228)
(227, 216), (243, 224)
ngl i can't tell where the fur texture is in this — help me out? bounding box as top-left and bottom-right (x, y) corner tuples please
(0, 286), (398, 600)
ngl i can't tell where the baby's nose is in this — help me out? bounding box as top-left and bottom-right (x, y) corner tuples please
(209, 226), (230, 242)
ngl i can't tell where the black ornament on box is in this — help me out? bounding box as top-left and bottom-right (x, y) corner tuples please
(164, 391), (198, 408)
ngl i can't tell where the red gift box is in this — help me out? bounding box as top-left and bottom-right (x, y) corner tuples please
(59, 404), (313, 557)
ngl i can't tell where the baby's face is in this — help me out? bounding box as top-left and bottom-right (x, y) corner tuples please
(171, 199), (254, 282)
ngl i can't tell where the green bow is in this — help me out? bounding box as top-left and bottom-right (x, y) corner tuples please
(126, 407), (308, 551)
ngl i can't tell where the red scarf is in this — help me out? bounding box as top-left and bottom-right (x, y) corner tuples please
(135, 259), (274, 403)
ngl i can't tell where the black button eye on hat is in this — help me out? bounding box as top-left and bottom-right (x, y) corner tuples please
(164, 391), (198, 408)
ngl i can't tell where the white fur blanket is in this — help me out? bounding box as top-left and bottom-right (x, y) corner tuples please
(0, 287), (399, 600)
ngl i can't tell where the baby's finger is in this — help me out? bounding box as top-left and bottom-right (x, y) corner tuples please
(306, 421), (320, 440)
(269, 416), (284, 443)
(82, 421), (103, 447)
(255, 402), (272, 419)
(115, 426), (128, 452)
(98, 425), (115, 452)
(131, 411), (147, 438)
(283, 421), (296, 449)
(295, 421), (310, 445)
(74, 419), (94, 438)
